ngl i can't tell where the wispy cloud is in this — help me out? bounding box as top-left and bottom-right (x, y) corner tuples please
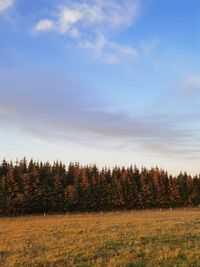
(33, 0), (140, 65)
(0, 0), (15, 12)
(34, 0), (139, 34)
(79, 33), (138, 65)
(57, 8), (83, 34)
(34, 19), (54, 32)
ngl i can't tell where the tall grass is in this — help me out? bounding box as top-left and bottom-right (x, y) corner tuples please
(0, 209), (200, 266)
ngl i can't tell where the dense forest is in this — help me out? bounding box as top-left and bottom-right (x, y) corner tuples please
(0, 158), (200, 216)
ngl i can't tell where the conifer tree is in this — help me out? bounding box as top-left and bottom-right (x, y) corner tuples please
(0, 175), (6, 215)
(112, 167), (125, 209)
(189, 176), (200, 205)
(178, 172), (191, 206)
(31, 165), (43, 213)
(168, 176), (181, 207)
(5, 166), (24, 215)
(124, 167), (139, 209)
(0, 158), (199, 215)
(139, 168), (153, 209)
(22, 172), (33, 213)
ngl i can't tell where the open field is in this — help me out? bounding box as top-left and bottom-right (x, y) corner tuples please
(0, 209), (200, 267)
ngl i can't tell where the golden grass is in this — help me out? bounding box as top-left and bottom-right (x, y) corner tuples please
(0, 209), (200, 266)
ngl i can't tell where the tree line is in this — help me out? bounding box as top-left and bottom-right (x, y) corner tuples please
(0, 158), (200, 215)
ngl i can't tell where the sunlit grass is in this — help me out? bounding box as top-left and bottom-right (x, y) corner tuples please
(0, 209), (200, 266)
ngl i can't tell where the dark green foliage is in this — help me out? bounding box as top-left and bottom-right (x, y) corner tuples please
(0, 159), (199, 215)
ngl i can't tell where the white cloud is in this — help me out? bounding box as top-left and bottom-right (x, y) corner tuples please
(58, 9), (82, 34)
(0, 0), (15, 12)
(34, 19), (54, 32)
(80, 34), (138, 65)
(95, 1), (138, 29)
(33, 0), (140, 65)
(34, 0), (139, 34)
(69, 0), (139, 29)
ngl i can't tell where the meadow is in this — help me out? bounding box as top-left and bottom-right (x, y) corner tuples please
(0, 209), (200, 267)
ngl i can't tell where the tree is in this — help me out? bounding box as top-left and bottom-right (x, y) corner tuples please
(0, 158), (199, 215)
(21, 172), (33, 214)
(0, 175), (6, 215)
(139, 168), (153, 209)
(112, 167), (125, 209)
(124, 167), (139, 209)
(189, 176), (200, 205)
(31, 165), (43, 213)
(5, 166), (24, 215)
(178, 172), (191, 206)
(168, 176), (181, 207)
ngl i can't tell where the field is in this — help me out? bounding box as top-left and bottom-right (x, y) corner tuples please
(0, 209), (200, 267)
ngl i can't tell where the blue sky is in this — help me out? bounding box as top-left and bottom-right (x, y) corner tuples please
(0, 0), (200, 174)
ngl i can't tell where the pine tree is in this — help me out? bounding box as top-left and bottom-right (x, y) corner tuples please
(21, 172), (33, 214)
(77, 168), (93, 211)
(168, 176), (181, 207)
(0, 159), (8, 177)
(53, 173), (65, 212)
(178, 172), (191, 206)
(0, 158), (200, 215)
(189, 176), (200, 206)
(139, 168), (153, 209)
(151, 168), (168, 208)
(31, 165), (43, 213)
(65, 184), (76, 211)
(98, 169), (113, 210)
(112, 167), (125, 209)
(0, 175), (6, 215)
(5, 166), (24, 215)
(124, 167), (139, 209)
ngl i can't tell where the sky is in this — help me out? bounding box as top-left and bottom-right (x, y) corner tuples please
(0, 0), (200, 175)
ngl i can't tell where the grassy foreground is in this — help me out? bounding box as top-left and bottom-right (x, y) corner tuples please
(0, 209), (200, 267)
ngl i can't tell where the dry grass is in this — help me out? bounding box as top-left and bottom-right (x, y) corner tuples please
(0, 209), (200, 266)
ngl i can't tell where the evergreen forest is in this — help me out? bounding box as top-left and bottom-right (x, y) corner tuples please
(0, 159), (200, 216)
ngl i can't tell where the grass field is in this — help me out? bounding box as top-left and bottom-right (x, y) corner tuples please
(0, 209), (200, 267)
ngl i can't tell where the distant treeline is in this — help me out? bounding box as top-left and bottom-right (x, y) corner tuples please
(0, 159), (200, 215)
